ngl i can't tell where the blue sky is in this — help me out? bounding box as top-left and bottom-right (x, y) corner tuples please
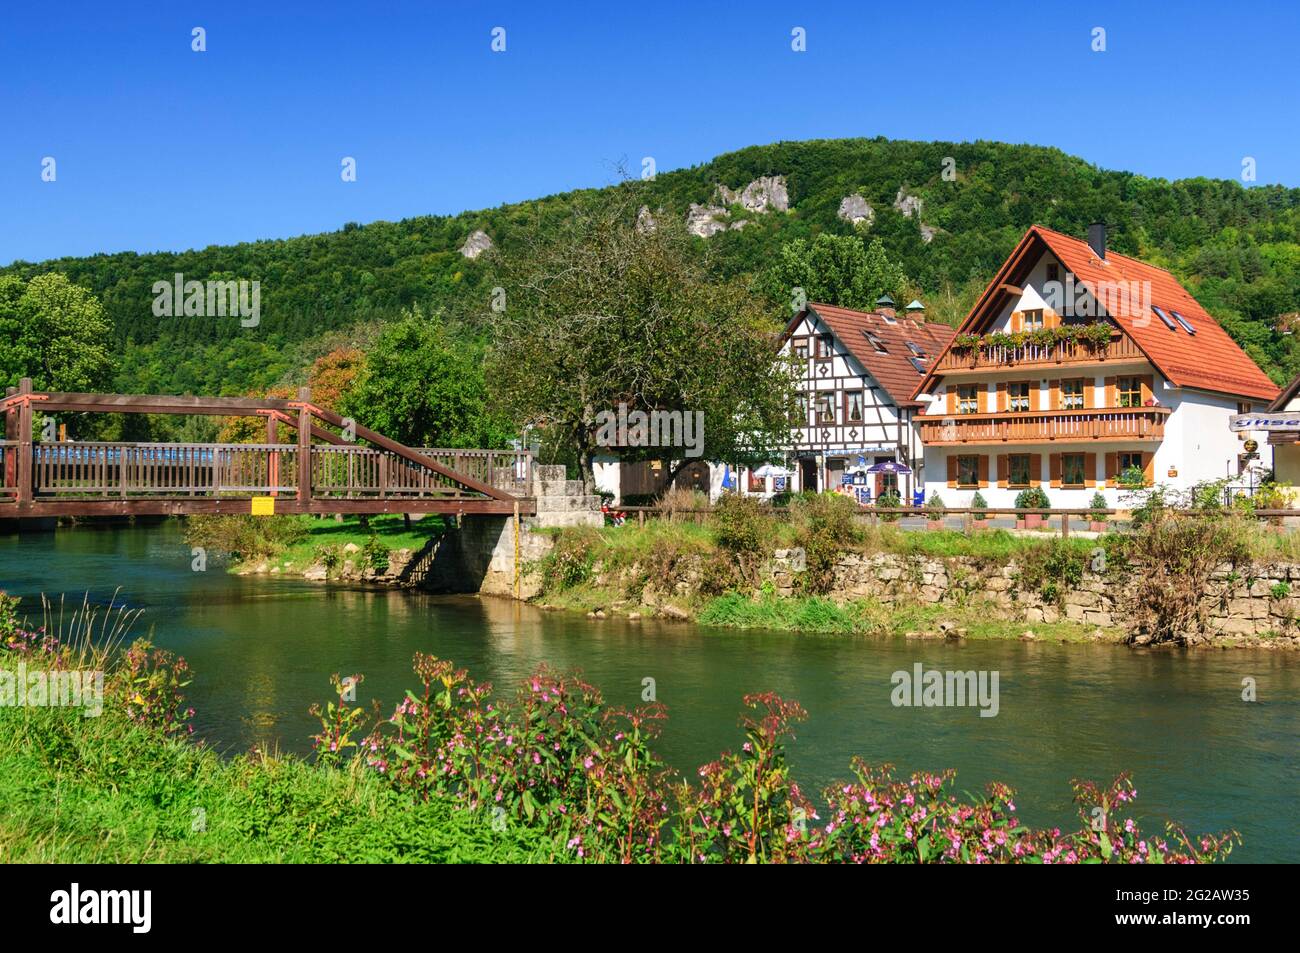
(2, 0), (1297, 265)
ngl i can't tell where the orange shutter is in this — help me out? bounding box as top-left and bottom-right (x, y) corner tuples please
(1028, 382), (1039, 412)
(1105, 452), (1118, 486)
(947, 455), (957, 488)
(1044, 309), (1059, 329)
(1104, 376), (1116, 407)
(978, 455), (989, 488)
(1049, 380), (1061, 410)
(1029, 453), (1042, 487)
(1142, 452), (1155, 485)
(996, 382), (1007, 412)
(1140, 375), (1154, 406)
(1010, 311), (1022, 332)
(1085, 452), (1098, 487)
(1049, 453), (1062, 488)
(977, 387), (988, 414)
(997, 454), (1008, 489)
(946, 386), (955, 414)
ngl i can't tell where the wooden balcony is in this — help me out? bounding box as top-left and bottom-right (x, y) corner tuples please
(919, 407), (1170, 446)
(933, 331), (1146, 374)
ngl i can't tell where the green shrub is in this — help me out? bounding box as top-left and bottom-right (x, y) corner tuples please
(184, 515), (308, 560)
(791, 493), (862, 593)
(970, 491), (988, 521)
(876, 488), (902, 521)
(1089, 491), (1108, 523)
(923, 492), (945, 520)
(541, 529), (600, 590)
(1013, 487), (1050, 511)
(362, 535), (389, 572)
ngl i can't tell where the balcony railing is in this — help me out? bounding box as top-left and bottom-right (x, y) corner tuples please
(919, 407), (1170, 445)
(933, 331), (1146, 373)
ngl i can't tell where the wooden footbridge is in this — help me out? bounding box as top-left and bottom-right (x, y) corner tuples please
(1, 379), (535, 518)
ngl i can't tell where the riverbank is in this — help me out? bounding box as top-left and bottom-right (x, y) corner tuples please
(0, 595), (1242, 864)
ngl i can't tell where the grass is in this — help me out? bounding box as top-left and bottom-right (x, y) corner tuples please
(0, 652), (563, 863)
(236, 513), (444, 573)
(696, 592), (1115, 643)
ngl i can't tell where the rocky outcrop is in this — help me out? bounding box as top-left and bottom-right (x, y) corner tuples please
(687, 175), (790, 237)
(636, 206), (658, 234)
(837, 194), (874, 226)
(458, 229), (494, 259)
(893, 188), (935, 243)
(716, 175), (790, 213)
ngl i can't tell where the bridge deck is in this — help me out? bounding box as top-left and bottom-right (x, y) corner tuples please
(1, 382), (535, 519)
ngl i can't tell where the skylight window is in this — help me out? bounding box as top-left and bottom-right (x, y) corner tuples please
(906, 341), (925, 357)
(863, 331), (887, 353)
(908, 356), (926, 374)
(1171, 310), (1196, 334)
(1151, 305), (1178, 331)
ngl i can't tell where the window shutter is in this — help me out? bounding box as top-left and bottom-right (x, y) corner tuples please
(1140, 375), (1154, 406)
(1105, 452), (1118, 486)
(997, 454), (1008, 489)
(947, 455), (957, 488)
(1085, 452), (1098, 487)
(1010, 311), (1022, 332)
(1049, 453), (1062, 488)
(1045, 308), (1059, 329)
(1104, 376), (1116, 407)
(996, 382), (1007, 412)
(1142, 452), (1155, 485)
(977, 455), (989, 488)
(946, 386), (955, 415)
(1049, 380), (1061, 411)
(1030, 453), (1042, 487)
(977, 387), (988, 414)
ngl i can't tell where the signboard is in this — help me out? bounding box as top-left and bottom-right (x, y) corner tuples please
(250, 496), (275, 516)
(1230, 413), (1300, 432)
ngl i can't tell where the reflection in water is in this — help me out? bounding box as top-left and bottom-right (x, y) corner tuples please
(0, 520), (1297, 862)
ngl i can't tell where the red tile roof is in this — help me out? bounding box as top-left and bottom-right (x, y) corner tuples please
(914, 225), (1279, 403)
(788, 303), (957, 407)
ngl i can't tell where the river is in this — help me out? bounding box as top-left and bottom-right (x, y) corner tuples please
(1, 521), (1296, 862)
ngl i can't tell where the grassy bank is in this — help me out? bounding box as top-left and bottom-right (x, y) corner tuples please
(185, 513), (445, 577)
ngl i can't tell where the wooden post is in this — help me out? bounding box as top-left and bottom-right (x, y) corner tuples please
(4, 385), (16, 493)
(296, 387), (312, 505)
(16, 378), (33, 505)
(1061, 512), (1070, 538)
(513, 500), (521, 599)
(266, 414), (279, 497)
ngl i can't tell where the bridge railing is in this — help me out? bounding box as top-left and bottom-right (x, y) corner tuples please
(22, 442), (534, 501)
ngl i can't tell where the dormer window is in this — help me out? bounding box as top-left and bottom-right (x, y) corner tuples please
(906, 341), (925, 357)
(863, 331), (887, 354)
(1022, 309), (1044, 331)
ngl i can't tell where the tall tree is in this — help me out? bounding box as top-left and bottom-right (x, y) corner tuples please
(488, 191), (798, 492)
(340, 306), (508, 449)
(761, 233), (910, 312)
(0, 273), (113, 392)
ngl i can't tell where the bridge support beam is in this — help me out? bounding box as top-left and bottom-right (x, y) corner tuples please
(296, 386), (311, 505)
(16, 378), (33, 506)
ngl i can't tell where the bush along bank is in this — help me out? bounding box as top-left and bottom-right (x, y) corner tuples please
(0, 594), (1241, 864)
(533, 492), (1300, 649)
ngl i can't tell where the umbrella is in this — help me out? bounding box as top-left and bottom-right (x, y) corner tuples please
(753, 463), (793, 478)
(866, 460), (912, 475)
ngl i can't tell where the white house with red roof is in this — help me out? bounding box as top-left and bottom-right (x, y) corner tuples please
(765, 297), (956, 502)
(912, 224), (1279, 507)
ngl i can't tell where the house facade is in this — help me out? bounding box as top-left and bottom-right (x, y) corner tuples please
(912, 224), (1279, 506)
(752, 298), (955, 501)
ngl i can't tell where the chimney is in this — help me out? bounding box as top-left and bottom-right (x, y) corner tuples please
(1088, 222), (1107, 261)
(906, 299), (925, 317)
(875, 293), (896, 319)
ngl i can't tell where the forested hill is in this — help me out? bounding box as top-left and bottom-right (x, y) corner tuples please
(6, 137), (1300, 396)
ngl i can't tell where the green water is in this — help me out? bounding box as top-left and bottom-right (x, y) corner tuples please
(1, 521), (1296, 862)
